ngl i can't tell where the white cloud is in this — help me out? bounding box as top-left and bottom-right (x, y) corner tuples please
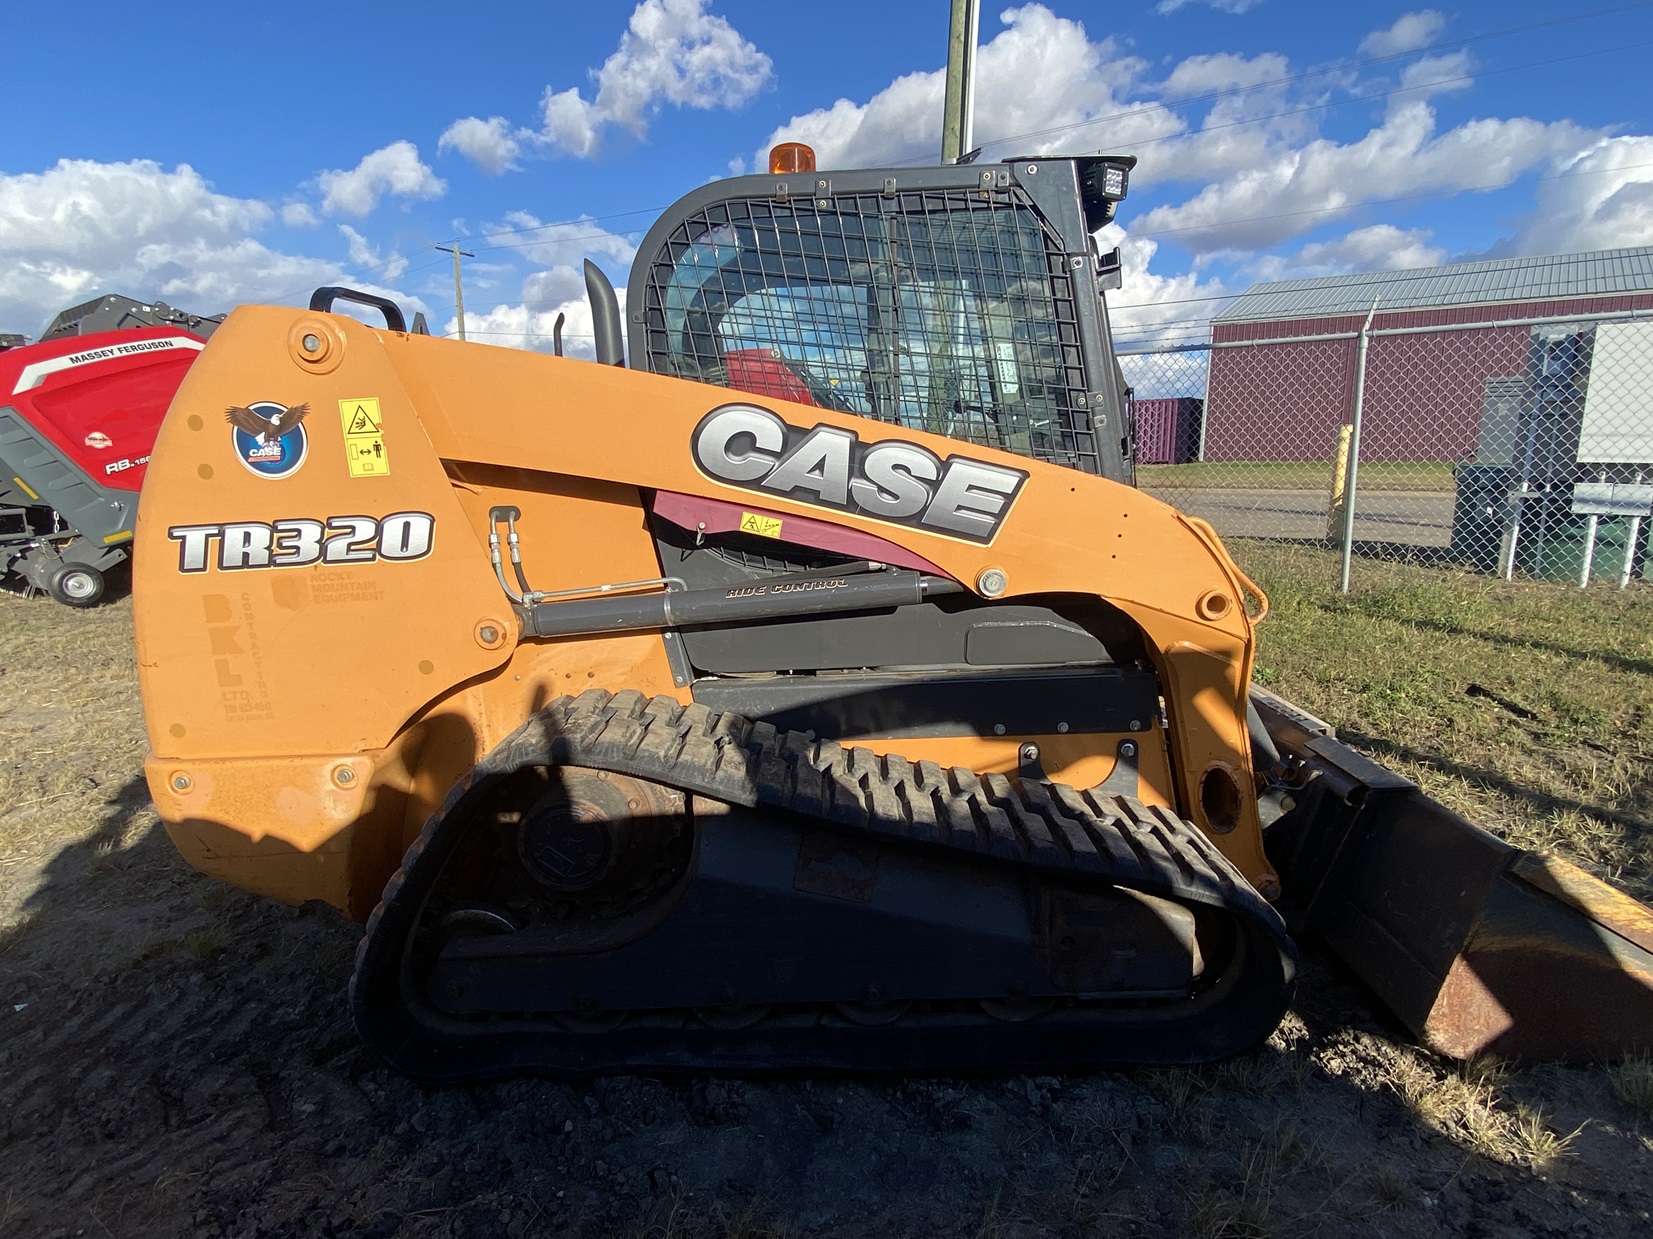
(442, 0), (771, 167)
(1156, 0), (1265, 14)
(1157, 51), (1290, 100)
(1505, 136), (1653, 255)
(317, 140), (445, 217)
(447, 212), (642, 353)
(0, 158), (426, 337)
(338, 224), (375, 268)
(0, 158), (269, 331)
(741, 0), (1640, 321)
(337, 224), (409, 281)
(1133, 101), (1597, 255)
(762, 5), (1173, 171)
(1248, 224), (1446, 282)
(1359, 10), (1446, 58)
(538, 89), (603, 159)
(1392, 50), (1473, 111)
(478, 211), (638, 269)
(281, 202), (320, 227)
(438, 116), (521, 175)
(1104, 225), (1231, 347)
(454, 266), (623, 359)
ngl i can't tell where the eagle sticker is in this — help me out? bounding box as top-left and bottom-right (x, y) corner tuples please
(227, 401), (310, 479)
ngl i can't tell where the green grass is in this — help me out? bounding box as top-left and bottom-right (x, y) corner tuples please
(1139, 460), (1455, 492)
(1235, 540), (1653, 900)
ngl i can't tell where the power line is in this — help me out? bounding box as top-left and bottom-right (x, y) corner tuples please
(1098, 35), (1653, 166)
(284, 14), (1653, 342)
(457, 205), (666, 247)
(448, 327), (596, 341)
(470, 230), (643, 257)
(445, 34), (1653, 309)
(486, 158), (1653, 323)
(1132, 158), (1653, 240)
(1110, 243), (1653, 313)
(268, 254), (448, 311)
(888, 1), (1653, 165)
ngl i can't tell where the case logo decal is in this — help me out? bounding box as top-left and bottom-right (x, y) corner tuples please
(227, 401), (310, 479)
(691, 403), (1027, 545)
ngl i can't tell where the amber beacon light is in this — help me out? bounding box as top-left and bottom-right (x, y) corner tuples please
(768, 142), (816, 175)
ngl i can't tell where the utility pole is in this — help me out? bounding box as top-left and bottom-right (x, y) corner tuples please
(435, 243), (476, 341)
(940, 0), (980, 164)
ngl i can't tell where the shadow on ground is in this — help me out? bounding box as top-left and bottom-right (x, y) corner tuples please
(1342, 730), (1653, 842)
(1334, 608), (1653, 680)
(4, 780), (1653, 1238)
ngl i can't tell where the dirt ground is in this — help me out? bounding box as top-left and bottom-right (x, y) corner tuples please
(3, 586), (1653, 1238)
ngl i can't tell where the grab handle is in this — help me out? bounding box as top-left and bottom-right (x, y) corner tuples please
(307, 287), (408, 333)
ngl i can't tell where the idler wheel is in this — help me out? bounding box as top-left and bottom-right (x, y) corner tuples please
(694, 995), (770, 1030)
(516, 767), (678, 892)
(554, 1008), (628, 1034)
(836, 986), (911, 1026)
(978, 993), (1056, 1023)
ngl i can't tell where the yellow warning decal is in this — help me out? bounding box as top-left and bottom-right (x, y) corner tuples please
(738, 512), (783, 539)
(337, 398), (390, 477)
(340, 399), (382, 436)
(102, 530), (133, 544)
(13, 476), (39, 500)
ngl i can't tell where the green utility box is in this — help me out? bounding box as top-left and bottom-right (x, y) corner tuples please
(1529, 514), (1637, 583)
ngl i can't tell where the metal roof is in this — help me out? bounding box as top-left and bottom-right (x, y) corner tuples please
(1212, 246), (1653, 323)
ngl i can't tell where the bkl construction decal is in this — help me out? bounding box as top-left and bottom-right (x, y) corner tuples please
(226, 401), (310, 479)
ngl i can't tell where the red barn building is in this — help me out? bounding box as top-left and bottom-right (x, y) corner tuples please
(1203, 247), (1653, 463)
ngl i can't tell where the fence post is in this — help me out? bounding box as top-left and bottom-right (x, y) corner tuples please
(1338, 299), (1380, 593)
(1326, 424), (1353, 540)
(1626, 468), (1647, 590)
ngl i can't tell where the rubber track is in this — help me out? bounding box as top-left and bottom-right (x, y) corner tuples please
(352, 688), (1297, 1080)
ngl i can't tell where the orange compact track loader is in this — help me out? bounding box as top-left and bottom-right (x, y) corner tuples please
(133, 150), (1653, 1080)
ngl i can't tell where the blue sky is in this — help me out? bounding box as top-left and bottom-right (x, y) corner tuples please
(5, 0), (1653, 352)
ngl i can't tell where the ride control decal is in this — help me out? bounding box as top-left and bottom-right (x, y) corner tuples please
(338, 397), (391, 477)
(227, 401), (309, 480)
(167, 512), (435, 573)
(691, 403), (1027, 546)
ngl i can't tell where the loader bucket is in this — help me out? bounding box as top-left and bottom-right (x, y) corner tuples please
(1254, 689), (1653, 1061)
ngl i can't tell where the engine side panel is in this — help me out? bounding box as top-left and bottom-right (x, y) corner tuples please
(135, 305), (1276, 914)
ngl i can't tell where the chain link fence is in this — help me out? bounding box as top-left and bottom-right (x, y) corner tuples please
(1120, 313), (1653, 589)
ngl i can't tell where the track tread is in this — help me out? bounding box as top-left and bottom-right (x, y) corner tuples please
(352, 690), (1296, 1080)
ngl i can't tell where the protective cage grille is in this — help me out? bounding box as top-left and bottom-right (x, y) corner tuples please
(638, 188), (1099, 473)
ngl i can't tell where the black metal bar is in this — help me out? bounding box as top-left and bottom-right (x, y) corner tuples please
(307, 287), (408, 333)
(520, 570), (963, 639)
